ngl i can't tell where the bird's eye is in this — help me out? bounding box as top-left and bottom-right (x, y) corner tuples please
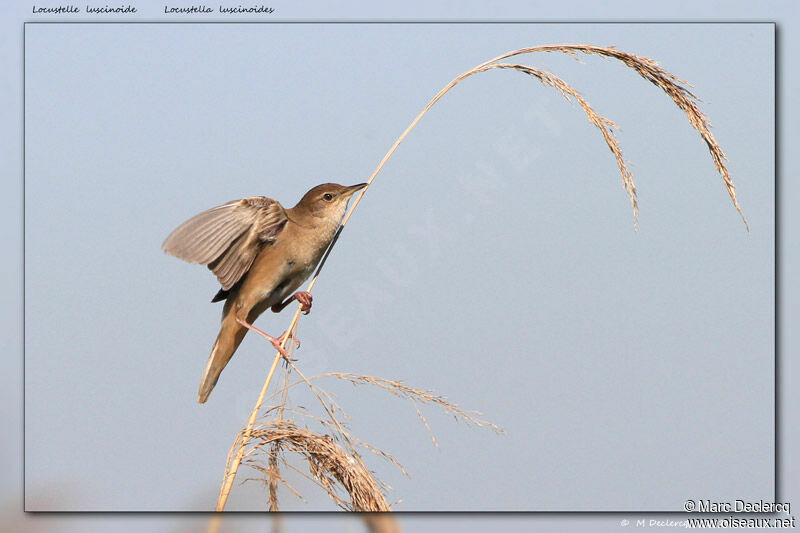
(323, 193), (334, 201)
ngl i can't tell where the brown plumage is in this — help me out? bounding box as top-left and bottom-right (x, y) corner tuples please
(163, 182), (367, 403)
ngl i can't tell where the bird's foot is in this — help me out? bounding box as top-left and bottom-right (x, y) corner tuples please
(275, 330), (301, 365)
(236, 318), (298, 362)
(276, 330), (301, 350)
(294, 291), (313, 315)
(270, 291), (313, 315)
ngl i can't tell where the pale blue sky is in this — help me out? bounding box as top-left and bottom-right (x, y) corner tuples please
(3, 1), (794, 532)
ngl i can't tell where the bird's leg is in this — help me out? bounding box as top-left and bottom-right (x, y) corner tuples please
(271, 291), (313, 315)
(235, 317), (299, 362)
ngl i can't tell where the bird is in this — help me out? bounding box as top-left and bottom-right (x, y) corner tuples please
(162, 182), (368, 403)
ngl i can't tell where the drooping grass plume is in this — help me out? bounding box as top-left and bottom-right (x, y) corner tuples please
(321, 372), (504, 447)
(248, 419), (391, 512)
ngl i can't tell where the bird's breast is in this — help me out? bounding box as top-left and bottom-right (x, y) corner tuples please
(240, 221), (335, 308)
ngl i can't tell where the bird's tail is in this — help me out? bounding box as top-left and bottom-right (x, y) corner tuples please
(198, 309), (248, 403)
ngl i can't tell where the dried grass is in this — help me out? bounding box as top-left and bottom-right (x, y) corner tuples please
(320, 372), (504, 446)
(471, 61), (638, 220)
(526, 44), (746, 229)
(209, 328), (502, 520)
(248, 419), (391, 512)
(211, 43), (747, 523)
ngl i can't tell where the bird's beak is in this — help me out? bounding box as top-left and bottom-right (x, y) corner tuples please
(346, 183), (369, 195)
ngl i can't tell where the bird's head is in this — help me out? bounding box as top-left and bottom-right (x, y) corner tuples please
(294, 182), (368, 222)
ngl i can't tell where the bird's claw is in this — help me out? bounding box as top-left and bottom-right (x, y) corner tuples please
(295, 291), (313, 315)
(269, 329), (301, 363)
(277, 330), (301, 350)
(271, 337), (297, 363)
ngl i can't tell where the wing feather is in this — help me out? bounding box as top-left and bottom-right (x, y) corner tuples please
(208, 233), (256, 290)
(162, 196), (288, 290)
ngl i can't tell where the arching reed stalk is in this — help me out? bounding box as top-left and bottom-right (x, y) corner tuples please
(211, 43), (747, 519)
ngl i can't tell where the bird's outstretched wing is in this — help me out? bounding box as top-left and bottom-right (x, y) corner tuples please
(162, 196), (288, 290)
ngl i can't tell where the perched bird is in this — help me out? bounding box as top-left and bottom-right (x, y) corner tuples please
(163, 182), (368, 403)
